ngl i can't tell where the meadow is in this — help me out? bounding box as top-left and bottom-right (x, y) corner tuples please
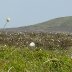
(0, 32), (72, 72)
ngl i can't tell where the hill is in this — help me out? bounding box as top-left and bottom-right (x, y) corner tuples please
(2, 16), (72, 33)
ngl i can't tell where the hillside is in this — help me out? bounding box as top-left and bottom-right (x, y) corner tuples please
(2, 16), (72, 33)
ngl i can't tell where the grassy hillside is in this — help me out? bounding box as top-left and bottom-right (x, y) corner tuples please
(0, 16), (71, 33)
(0, 16), (72, 71)
(3, 16), (72, 33)
(0, 32), (72, 72)
(23, 16), (72, 32)
(0, 32), (72, 49)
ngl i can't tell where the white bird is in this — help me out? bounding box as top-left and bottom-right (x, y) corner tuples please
(29, 42), (35, 47)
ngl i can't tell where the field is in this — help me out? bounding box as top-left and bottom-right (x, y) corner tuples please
(0, 32), (72, 72)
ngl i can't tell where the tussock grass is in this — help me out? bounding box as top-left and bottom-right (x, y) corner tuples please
(0, 45), (72, 72)
(0, 32), (72, 71)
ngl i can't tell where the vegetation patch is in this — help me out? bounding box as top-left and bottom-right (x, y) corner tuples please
(0, 32), (72, 72)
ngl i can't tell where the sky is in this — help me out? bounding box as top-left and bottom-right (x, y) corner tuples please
(0, 0), (72, 28)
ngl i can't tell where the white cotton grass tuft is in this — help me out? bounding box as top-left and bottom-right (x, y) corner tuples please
(6, 17), (11, 23)
(29, 42), (35, 47)
(3, 17), (11, 32)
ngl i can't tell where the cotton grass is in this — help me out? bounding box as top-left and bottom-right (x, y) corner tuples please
(6, 17), (11, 23)
(29, 42), (35, 47)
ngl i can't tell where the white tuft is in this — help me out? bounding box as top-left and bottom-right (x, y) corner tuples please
(6, 17), (11, 22)
(29, 42), (35, 47)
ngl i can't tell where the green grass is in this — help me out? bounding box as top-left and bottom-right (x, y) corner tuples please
(0, 45), (72, 72)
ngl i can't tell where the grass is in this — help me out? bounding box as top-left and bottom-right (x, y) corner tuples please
(0, 32), (72, 72)
(0, 45), (72, 72)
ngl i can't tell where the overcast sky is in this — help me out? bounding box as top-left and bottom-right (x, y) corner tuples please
(0, 0), (72, 28)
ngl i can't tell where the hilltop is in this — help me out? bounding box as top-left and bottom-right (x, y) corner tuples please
(2, 16), (72, 33)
